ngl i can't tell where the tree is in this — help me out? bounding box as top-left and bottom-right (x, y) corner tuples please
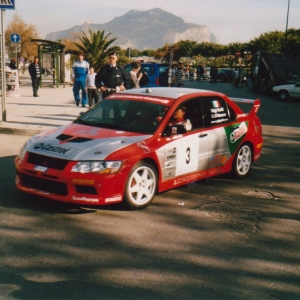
(139, 49), (155, 57)
(153, 44), (179, 63)
(72, 30), (121, 71)
(174, 40), (197, 60)
(285, 28), (300, 54)
(5, 13), (39, 62)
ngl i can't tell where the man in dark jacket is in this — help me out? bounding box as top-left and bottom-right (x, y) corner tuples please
(95, 52), (132, 99)
(28, 56), (41, 97)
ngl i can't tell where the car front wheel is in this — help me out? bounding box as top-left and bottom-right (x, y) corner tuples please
(232, 144), (252, 178)
(279, 90), (289, 100)
(124, 162), (157, 209)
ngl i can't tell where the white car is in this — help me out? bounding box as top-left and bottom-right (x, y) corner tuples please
(272, 83), (300, 100)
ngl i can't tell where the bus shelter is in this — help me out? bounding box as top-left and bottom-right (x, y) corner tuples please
(31, 39), (66, 88)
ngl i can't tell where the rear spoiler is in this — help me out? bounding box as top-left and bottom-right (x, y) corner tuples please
(229, 97), (261, 118)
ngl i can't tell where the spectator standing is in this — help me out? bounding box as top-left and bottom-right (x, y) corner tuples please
(72, 52), (89, 107)
(182, 65), (187, 79)
(211, 66), (218, 83)
(189, 65), (194, 81)
(185, 65), (189, 79)
(85, 66), (99, 107)
(129, 62), (143, 88)
(28, 56), (41, 97)
(196, 65), (200, 81)
(215, 66), (218, 83)
(248, 70), (254, 90)
(171, 64), (177, 86)
(239, 68), (247, 87)
(95, 52), (132, 99)
(8, 58), (17, 70)
(8, 58), (17, 91)
(174, 62), (184, 87)
(233, 68), (240, 88)
(198, 65), (205, 81)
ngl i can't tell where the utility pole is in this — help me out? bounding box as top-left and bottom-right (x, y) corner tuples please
(285, 0), (290, 52)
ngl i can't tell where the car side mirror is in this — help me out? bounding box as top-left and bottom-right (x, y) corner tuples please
(162, 124), (187, 136)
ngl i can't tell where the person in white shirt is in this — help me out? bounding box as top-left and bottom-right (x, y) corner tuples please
(130, 62), (143, 88)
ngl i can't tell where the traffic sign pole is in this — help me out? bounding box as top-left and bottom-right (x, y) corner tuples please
(10, 33), (21, 70)
(1, 9), (6, 121)
(0, 0), (15, 122)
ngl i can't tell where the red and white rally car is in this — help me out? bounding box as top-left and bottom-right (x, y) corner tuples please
(15, 88), (263, 209)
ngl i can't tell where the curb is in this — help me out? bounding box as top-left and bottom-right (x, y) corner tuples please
(0, 122), (57, 136)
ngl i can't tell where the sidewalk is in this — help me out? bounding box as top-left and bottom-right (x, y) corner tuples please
(0, 72), (88, 135)
(0, 73), (256, 136)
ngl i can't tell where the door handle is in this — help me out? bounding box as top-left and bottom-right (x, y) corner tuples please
(199, 133), (207, 138)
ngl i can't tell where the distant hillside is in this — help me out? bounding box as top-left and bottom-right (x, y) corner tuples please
(45, 8), (219, 49)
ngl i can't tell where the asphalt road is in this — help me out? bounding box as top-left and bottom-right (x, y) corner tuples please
(0, 80), (300, 300)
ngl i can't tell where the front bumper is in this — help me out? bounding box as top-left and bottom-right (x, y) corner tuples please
(15, 155), (127, 205)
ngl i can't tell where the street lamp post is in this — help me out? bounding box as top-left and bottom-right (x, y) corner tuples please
(285, 0), (290, 52)
(128, 47), (131, 59)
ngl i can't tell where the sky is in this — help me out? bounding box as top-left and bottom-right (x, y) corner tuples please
(4, 0), (300, 46)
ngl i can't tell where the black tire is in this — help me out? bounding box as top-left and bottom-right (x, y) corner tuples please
(124, 162), (157, 209)
(279, 90), (289, 101)
(231, 144), (252, 178)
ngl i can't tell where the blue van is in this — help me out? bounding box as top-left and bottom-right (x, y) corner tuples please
(124, 62), (170, 87)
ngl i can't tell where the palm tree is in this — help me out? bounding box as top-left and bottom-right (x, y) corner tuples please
(73, 30), (120, 71)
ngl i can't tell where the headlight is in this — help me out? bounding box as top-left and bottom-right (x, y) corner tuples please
(71, 161), (122, 174)
(18, 142), (28, 160)
(18, 134), (46, 161)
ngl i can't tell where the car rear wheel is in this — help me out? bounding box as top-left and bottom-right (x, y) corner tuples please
(279, 90), (289, 100)
(124, 162), (157, 209)
(232, 144), (252, 178)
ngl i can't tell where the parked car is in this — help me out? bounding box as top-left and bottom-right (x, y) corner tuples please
(124, 62), (169, 87)
(15, 88), (263, 209)
(271, 83), (300, 100)
(217, 68), (235, 82)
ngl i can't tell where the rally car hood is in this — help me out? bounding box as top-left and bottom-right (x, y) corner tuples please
(27, 123), (151, 160)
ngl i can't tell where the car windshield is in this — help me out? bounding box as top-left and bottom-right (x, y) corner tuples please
(76, 98), (168, 134)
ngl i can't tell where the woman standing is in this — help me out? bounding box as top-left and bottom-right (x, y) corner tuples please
(130, 62), (143, 88)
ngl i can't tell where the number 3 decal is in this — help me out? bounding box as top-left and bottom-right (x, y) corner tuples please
(186, 147), (190, 164)
(173, 134), (199, 176)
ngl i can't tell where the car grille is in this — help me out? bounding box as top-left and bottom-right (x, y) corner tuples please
(19, 172), (68, 196)
(27, 152), (69, 170)
(75, 185), (97, 195)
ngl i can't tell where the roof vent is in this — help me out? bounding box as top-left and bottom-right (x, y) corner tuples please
(146, 88), (152, 93)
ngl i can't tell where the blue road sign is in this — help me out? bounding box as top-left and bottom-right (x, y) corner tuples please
(10, 33), (20, 43)
(0, 0), (15, 10)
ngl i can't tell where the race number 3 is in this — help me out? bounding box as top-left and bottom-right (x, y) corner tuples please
(175, 135), (198, 175)
(186, 147), (190, 164)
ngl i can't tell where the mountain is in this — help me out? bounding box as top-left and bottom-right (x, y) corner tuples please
(45, 8), (219, 49)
